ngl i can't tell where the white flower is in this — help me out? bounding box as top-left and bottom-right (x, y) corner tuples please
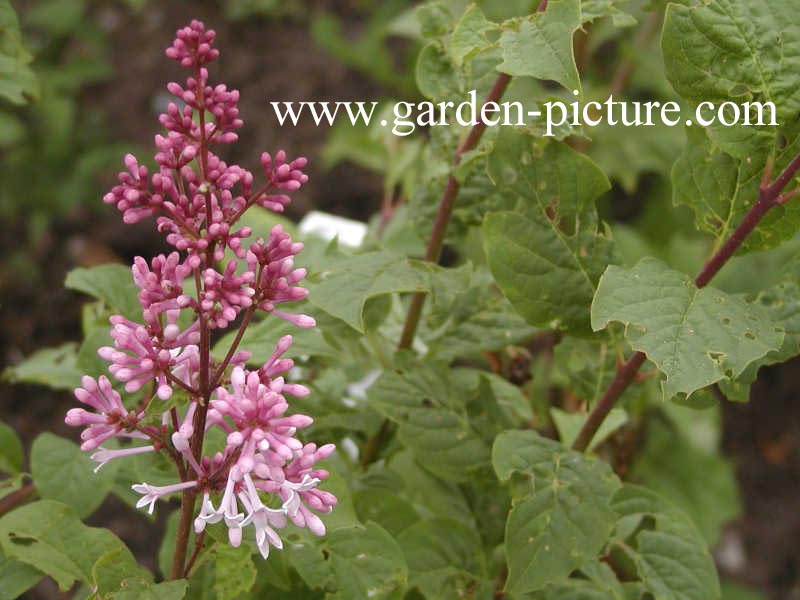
(131, 480), (197, 514)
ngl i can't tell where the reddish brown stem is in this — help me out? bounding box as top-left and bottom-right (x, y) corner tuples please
(212, 305), (256, 387)
(571, 351), (647, 452)
(171, 489), (197, 579)
(0, 482), (36, 516)
(172, 66), (214, 581)
(397, 72), (512, 350)
(608, 11), (661, 97)
(693, 193), (774, 288)
(572, 151), (800, 452)
(183, 530), (206, 578)
(165, 371), (199, 396)
(365, 0), (551, 469)
(362, 73), (511, 468)
(397, 0), (550, 350)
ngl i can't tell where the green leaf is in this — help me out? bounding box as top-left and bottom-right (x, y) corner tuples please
(65, 264), (141, 320)
(422, 264), (538, 359)
(671, 127), (740, 242)
(328, 522), (407, 599)
(368, 360), (491, 482)
(290, 521), (408, 599)
(0, 421), (23, 475)
(483, 135), (615, 333)
(447, 4), (498, 67)
(213, 304), (336, 361)
(497, 0), (582, 92)
(580, 0), (636, 26)
(416, 41), (463, 101)
(610, 485), (721, 600)
(398, 518), (486, 599)
(669, 124), (800, 254)
(591, 257), (783, 399)
(0, 554), (43, 599)
(424, 300), (538, 360)
(664, 0), (800, 253)
(213, 543), (256, 600)
(416, 2), (454, 39)
(663, 1), (800, 124)
(311, 467), (359, 533)
(631, 416), (740, 545)
(91, 545), (154, 597)
(0, 0), (40, 105)
(721, 276), (800, 399)
(492, 430), (621, 595)
(0, 500), (138, 591)
(0, 473), (25, 504)
(251, 548), (293, 594)
(77, 325), (114, 380)
(524, 560), (629, 599)
(478, 370), (534, 423)
(30, 433), (118, 518)
(2, 343), (82, 390)
(387, 450), (474, 526)
(306, 252), (429, 332)
(108, 580), (188, 600)
(551, 335), (642, 407)
(353, 489), (419, 537)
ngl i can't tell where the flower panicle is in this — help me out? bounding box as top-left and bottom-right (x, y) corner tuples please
(65, 19), (334, 559)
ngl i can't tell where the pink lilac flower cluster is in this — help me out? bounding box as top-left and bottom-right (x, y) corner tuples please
(65, 20), (336, 560)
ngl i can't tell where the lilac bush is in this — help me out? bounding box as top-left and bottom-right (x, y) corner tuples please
(5, 2), (800, 598)
(65, 19), (336, 567)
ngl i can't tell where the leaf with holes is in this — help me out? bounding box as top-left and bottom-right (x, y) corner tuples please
(483, 133), (616, 333)
(0, 500), (142, 591)
(664, 0), (800, 252)
(492, 430), (621, 595)
(591, 258), (783, 399)
(663, 0), (800, 123)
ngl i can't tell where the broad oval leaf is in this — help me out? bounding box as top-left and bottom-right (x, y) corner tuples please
(30, 432), (118, 518)
(369, 364), (491, 482)
(492, 430), (621, 596)
(306, 252), (430, 332)
(591, 258), (783, 399)
(483, 134), (615, 333)
(65, 264), (142, 320)
(609, 485), (721, 600)
(497, 0), (582, 92)
(398, 518), (486, 599)
(0, 421), (23, 475)
(0, 500), (144, 591)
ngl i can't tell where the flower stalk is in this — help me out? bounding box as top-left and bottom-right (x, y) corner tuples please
(64, 20), (337, 580)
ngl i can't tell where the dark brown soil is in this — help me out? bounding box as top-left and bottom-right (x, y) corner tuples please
(722, 359), (800, 600)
